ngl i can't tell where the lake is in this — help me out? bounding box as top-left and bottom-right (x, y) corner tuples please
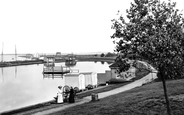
(0, 60), (110, 113)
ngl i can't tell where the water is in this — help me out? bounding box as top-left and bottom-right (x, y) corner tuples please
(0, 55), (110, 113)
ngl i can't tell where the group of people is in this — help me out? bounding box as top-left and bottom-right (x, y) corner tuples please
(56, 86), (75, 104)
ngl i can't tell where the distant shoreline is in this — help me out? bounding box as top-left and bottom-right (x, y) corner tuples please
(0, 57), (116, 68)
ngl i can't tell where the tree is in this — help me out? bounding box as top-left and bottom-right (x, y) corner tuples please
(101, 53), (105, 57)
(111, 0), (184, 114)
(115, 56), (131, 73)
(105, 52), (117, 57)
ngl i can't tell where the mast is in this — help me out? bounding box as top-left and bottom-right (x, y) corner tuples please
(15, 44), (17, 61)
(1, 42), (3, 62)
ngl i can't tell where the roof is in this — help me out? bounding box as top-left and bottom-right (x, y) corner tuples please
(109, 62), (119, 68)
(44, 55), (55, 58)
(109, 58), (135, 69)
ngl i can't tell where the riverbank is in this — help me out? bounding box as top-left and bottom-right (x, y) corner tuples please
(0, 82), (131, 115)
(0, 59), (44, 67)
(1, 64), (150, 115)
(0, 58), (151, 114)
(50, 78), (184, 115)
(8, 69), (155, 115)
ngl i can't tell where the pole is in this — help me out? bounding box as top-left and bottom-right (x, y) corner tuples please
(15, 44), (17, 61)
(1, 42), (3, 62)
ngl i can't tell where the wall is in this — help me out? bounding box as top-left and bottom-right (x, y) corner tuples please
(97, 70), (112, 84)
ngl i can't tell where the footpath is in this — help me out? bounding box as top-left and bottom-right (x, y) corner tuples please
(19, 66), (157, 115)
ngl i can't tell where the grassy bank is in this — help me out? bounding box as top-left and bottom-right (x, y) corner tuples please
(52, 79), (184, 115)
(76, 81), (131, 99)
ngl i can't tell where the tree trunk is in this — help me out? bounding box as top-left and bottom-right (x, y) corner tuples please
(159, 68), (172, 115)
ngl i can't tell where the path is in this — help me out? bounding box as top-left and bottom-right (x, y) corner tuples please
(31, 63), (157, 115)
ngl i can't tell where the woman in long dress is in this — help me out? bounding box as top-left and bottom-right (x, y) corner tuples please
(57, 86), (63, 103)
(69, 87), (75, 103)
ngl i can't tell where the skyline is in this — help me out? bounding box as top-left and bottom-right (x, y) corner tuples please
(0, 0), (183, 54)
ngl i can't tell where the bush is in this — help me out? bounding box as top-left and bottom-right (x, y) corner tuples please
(74, 87), (80, 93)
(86, 84), (93, 90)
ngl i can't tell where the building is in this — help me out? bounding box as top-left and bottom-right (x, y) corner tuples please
(109, 59), (136, 81)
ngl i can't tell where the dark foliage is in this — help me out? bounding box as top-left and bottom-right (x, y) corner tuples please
(111, 0), (184, 80)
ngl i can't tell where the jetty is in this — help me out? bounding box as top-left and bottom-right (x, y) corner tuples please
(42, 56), (71, 77)
(43, 66), (70, 74)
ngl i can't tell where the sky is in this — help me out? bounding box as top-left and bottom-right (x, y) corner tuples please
(0, 0), (183, 54)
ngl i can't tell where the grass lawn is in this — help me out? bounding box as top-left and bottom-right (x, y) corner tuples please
(52, 79), (184, 115)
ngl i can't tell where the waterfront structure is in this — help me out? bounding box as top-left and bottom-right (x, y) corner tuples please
(109, 60), (136, 80)
(97, 71), (112, 84)
(43, 66), (70, 74)
(64, 73), (85, 91)
(25, 54), (34, 59)
(44, 55), (55, 63)
(65, 54), (77, 66)
(56, 52), (61, 55)
(81, 72), (98, 88)
(55, 52), (63, 61)
(43, 55), (71, 78)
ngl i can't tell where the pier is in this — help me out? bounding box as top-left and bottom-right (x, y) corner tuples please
(43, 66), (71, 74)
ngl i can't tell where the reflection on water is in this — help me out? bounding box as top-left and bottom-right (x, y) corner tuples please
(0, 62), (110, 113)
(15, 66), (17, 78)
(43, 74), (64, 79)
(0, 66), (18, 80)
(101, 61), (105, 64)
(1, 68), (4, 82)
